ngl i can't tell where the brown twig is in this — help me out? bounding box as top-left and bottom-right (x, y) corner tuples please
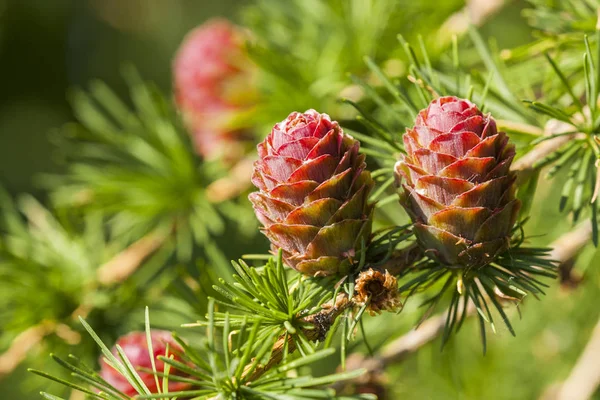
(549, 222), (592, 266)
(547, 222), (592, 289)
(512, 134), (581, 184)
(97, 228), (170, 285)
(0, 322), (56, 379)
(511, 119), (586, 185)
(497, 119), (544, 136)
(382, 304), (475, 365)
(240, 245), (422, 383)
(206, 156), (256, 203)
(243, 294), (352, 383)
(331, 302), (475, 394)
(438, 0), (507, 42)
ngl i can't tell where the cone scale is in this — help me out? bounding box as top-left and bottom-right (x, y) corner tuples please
(99, 331), (190, 396)
(250, 110), (374, 276)
(395, 96), (520, 268)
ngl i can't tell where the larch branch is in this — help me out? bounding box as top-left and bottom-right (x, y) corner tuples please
(331, 222), (592, 390)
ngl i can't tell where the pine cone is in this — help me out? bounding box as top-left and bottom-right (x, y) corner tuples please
(250, 110), (374, 276)
(173, 19), (256, 160)
(99, 331), (190, 396)
(395, 96), (520, 268)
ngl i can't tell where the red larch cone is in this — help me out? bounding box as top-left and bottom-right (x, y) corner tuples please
(99, 331), (190, 396)
(249, 110), (374, 276)
(395, 96), (520, 268)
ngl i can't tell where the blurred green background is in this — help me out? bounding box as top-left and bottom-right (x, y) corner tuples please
(0, 1), (248, 398)
(0, 0), (246, 196)
(1, 0), (599, 399)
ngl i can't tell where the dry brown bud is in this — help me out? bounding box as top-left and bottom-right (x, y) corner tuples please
(354, 269), (402, 316)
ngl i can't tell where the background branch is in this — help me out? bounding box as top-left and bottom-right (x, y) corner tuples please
(97, 228), (169, 285)
(206, 157), (255, 203)
(0, 323), (54, 379)
(511, 120), (586, 185)
(549, 222), (592, 266)
(0, 322), (84, 379)
(438, 0), (507, 43)
(540, 317), (600, 400)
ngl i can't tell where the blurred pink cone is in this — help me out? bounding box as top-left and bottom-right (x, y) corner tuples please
(173, 18), (256, 161)
(99, 330), (190, 396)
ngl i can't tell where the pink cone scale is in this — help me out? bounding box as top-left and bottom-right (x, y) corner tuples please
(395, 96), (520, 268)
(173, 19), (254, 159)
(250, 110), (374, 276)
(99, 331), (190, 396)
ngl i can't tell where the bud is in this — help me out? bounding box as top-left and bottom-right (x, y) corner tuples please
(173, 19), (256, 160)
(354, 269), (401, 315)
(249, 110), (374, 276)
(99, 331), (189, 396)
(395, 96), (520, 268)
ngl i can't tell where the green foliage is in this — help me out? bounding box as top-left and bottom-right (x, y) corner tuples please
(4, 1), (600, 399)
(243, 0), (464, 129)
(206, 252), (334, 355)
(524, 0), (599, 35)
(519, 34), (600, 237)
(398, 239), (557, 352)
(32, 305), (374, 400)
(0, 188), (185, 379)
(42, 68), (227, 262)
(243, 0), (404, 125)
(0, 191), (95, 335)
(0, 70), (241, 384)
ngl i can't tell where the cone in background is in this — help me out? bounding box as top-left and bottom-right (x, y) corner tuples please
(250, 110), (374, 276)
(99, 331), (190, 396)
(395, 96), (520, 268)
(173, 19), (256, 161)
